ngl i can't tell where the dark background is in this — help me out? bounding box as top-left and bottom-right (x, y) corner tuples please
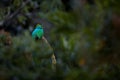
(0, 0), (120, 80)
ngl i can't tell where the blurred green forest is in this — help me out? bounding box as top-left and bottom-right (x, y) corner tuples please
(0, 0), (120, 80)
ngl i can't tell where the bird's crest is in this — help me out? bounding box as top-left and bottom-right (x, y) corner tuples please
(36, 24), (43, 29)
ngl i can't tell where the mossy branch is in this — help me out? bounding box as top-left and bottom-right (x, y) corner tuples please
(42, 36), (56, 65)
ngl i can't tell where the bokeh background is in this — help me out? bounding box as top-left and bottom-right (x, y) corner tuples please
(0, 0), (120, 80)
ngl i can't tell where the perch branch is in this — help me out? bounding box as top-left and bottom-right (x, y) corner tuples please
(42, 36), (56, 65)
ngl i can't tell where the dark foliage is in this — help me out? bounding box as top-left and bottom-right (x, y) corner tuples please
(0, 0), (120, 80)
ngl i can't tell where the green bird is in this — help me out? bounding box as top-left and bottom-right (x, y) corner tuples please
(32, 24), (44, 40)
(31, 24), (56, 65)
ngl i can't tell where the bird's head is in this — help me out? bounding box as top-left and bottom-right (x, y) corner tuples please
(36, 24), (43, 29)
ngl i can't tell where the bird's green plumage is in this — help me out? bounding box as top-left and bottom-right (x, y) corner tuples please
(31, 24), (56, 64)
(32, 24), (44, 39)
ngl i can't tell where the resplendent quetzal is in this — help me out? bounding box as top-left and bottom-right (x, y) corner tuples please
(32, 24), (56, 65)
(32, 24), (44, 40)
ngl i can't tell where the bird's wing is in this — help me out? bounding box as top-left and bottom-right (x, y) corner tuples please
(36, 29), (43, 39)
(32, 29), (38, 39)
